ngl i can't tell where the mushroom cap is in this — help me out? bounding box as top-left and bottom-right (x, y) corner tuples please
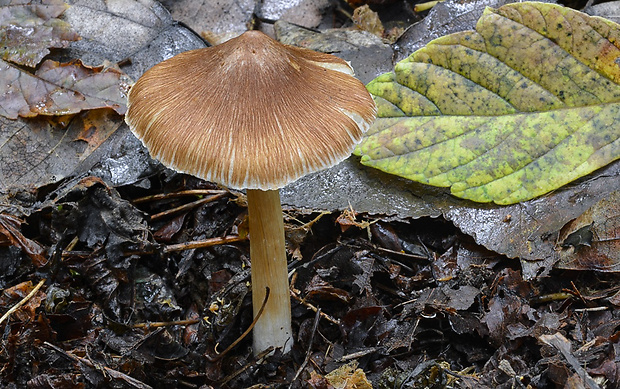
(125, 30), (376, 190)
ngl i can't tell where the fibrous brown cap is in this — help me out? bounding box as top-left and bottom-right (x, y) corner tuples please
(125, 30), (376, 190)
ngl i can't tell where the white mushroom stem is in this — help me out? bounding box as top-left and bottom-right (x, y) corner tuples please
(246, 189), (293, 355)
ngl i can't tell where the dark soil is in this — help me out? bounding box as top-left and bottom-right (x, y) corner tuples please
(1, 172), (619, 388)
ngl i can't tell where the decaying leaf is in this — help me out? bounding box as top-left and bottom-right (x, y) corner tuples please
(324, 361), (372, 389)
(539, 333), (601, 389)
(355, 2), (620, 204)
(305, 275), (352, 304)
(0, 0), (79, 67)
(0, 59), (130, 119)
(47, 177), (153, 321)
(352, 5), (384, 39)
(0, 213), (47, 267)
(352, 255), (374, 294)
(308, 370), (333, 388)
(0, 110), (124, 191)
(0, 280), (46, 322)
(51, 176), (151, 259)
(556, 191), (620, 272)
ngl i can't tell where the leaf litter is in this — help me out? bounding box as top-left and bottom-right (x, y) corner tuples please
(0, 0), (134, 192)
(0, 59), (130, 119)
(2, 170), (619, 387)
(0, 0), (619, 388)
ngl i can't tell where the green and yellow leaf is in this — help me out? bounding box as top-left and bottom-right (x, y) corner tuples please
(355, 2), (620, 204)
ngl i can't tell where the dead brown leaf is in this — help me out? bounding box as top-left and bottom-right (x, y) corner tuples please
(0, 59), (130, 119)
(0, 0), (79, 67)
(0, 280), (46, 322)
(557, 191), (620, 272)
(306, 275), (352, 304)
(0, 213), (47, 267)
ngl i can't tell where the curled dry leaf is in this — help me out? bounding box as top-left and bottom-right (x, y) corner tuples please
(0, 213), (47, 267)
(305, 275), (352, 304)
(0, 59), (130, 119)
(0, 0), (79, 67)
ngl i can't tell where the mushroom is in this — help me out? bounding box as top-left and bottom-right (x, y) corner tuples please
(125, 30), (376, 355)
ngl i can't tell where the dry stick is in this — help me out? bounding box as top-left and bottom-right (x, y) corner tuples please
(344, 241), (428, 261)
(65, 236), (79, 252)
(574, 306), (608, 313)
(150, 192), (227, 221)
(290, 308), (322, 387)
(132, 318), (200, 329)
(569, 281), (589, 306)
(43, 341), (153, 389)
(163, 235), (246, 253)
(0, 279), (46, 326)
(206, 287), (271, 363)
(133, 189), (228, 204)
(338, 347), (381, 362)
(63, 235), (247, 258)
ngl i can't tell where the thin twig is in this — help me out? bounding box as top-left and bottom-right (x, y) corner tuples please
(63, 235), (247, 258)
(65, 236), (79, 252)
(343, 241), (428, 261)
(337, 347), (381, 362)
(290, 308), (321, 387)
(150, 192), (227, 221)
(163, 235), (246, 253)
(569, 281), (589, 306)
(0, 279), (46, 326)
(206, 287), (270, 362)
(133, 189), (228, 204)
(132, 318), (200, 329)
(574, 306), (608, 313)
